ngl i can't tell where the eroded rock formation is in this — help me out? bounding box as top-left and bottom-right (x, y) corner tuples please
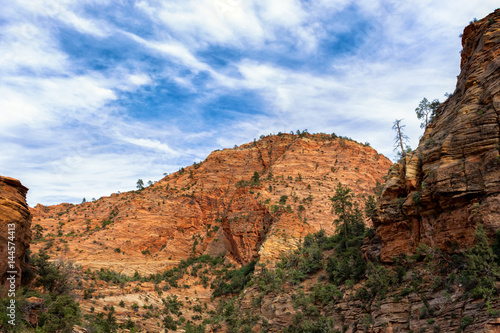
(372, 9), (500, 262)
(0, 176), (32, 295)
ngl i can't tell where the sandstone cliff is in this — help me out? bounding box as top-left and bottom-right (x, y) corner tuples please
(30, 133), (391, 275)
(372, 9), (500, 262)
(0, 176), (32, 295)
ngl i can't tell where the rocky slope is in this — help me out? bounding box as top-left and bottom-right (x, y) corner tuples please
(240, 260), (500, 333)
(30, 133), (391, 275)
(372, 9), (500, 263)
(0, 176), (32, 295)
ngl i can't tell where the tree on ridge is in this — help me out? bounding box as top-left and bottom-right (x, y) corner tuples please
(415, 97), (440, 129)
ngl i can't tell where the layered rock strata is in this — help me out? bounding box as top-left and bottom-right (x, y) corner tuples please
(372, 9), (500, 262)
(0, 176), (32, 295)
(243, 276), (500, 332)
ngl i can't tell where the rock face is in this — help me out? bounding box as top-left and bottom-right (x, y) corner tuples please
(245, 275), (500, 333)
(0, 176), (32, 295)
(372, 9), (500, 262)
(30, 133), (391, 275)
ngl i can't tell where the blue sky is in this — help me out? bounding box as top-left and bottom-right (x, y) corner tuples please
(1, 0), (498, 206)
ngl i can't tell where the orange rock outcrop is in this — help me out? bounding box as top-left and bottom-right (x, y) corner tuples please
(372, 9), (500, 262)
(0, 176), (32, 295)
(31, 133), (391, 274)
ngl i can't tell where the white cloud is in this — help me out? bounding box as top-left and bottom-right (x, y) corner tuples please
(122, 138), (180, 156)
(22, 153), (160, 205)
(0, 88), (48, 131)
(153, 0), (266, 46)
(128, 74), (151, 86)
(11, 0), (112, 37)
(134, 0), (328, 54)
(122, 31), (211, 73)
(258, 0), (304, 26)
(0, 23), (68, 74)
(59, 9), (111, 37)
(2, 0), (499, 206)
(0, 74), (117, 134)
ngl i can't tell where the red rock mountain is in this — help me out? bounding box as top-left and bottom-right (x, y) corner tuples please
(372, 9), (500, 262)
(30, 133), (391, 275)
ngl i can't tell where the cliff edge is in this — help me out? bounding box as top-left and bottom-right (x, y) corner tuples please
(0, 176), (32, 295)
(372, 9), (500, 262)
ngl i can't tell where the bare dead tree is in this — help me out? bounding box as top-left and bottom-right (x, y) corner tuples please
(393, 119), (410, 158)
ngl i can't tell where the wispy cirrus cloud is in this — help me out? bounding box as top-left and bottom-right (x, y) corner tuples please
(1, 0), (498, 205)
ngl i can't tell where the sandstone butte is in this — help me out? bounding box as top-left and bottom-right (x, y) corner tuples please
(370, 8), (500, 263)
(0, 176), (32, 296)
(29, 133), (392, 275)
